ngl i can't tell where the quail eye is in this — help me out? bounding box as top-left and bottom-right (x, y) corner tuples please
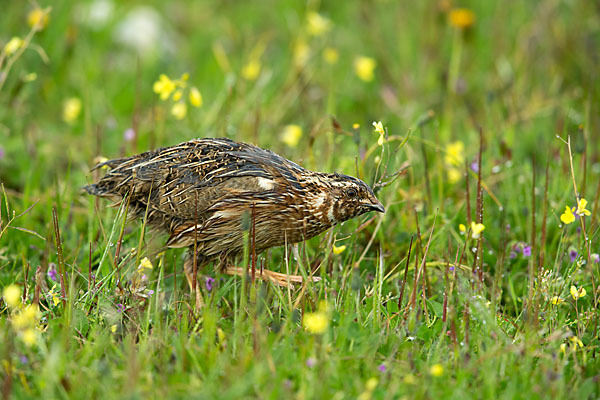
(346, 188), (358, 198)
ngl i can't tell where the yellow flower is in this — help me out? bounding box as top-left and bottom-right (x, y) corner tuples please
(449, 8), (475, 29)
(576, 198), (591, 217)
(458, 224), (466, 234)
(470, 221), (485, 239)
(20, 329), (37, 347)
(332, 244), (346, 255)
(365, 377), (378, 391)
(63, 97), (82, 124)
(139, 257), (153, 271)
(23, 72), (37, 82)
(13, 305), (40, 330)
(447, 167), (462, 184)
(4, 37), (24, 56)
(189, 87), (203, 107)
(352, 123), (360, 130)
(445, 141), (464, 166)
(560, 206), (576, 225)
(242, 59), (261, 81)
(430, 363), (444, 377)
(94, 156), (110, 170)
(171, 102), (187, 120)
(27, 8), (49, 30)
(303, 311), (328, 334)
(569, 336), (583, 348)
(293, 40), (310, 66)
(559, 343), (566, 355)
(23, 305), (39, 320)
(2, 284), (21, 308)
(153, 74), (176, 101)
(372, 121), (385, 145)
(307, 12), (332, 36)
(281, 124), (303, 147)
(372, 121), (384, 136)
(49, 285), (61, 306)
(570, 285), (586, 300)
(354, 56), (376, 82)
(323, 47), (339, 65)
(217, 328), (226, 346)
(172, 90), (183, 102)
(550, 296), (564, 305)
(110, 324), (117, 333)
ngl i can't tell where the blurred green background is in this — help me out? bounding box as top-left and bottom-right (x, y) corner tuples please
(2, 0), (598, 190)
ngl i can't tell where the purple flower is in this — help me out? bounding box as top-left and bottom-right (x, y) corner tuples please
(306, 358), (316, 368)
(205, 277), (215, 292)
(147, 289), (154, 296)
(512, 244), (521, 253)
(19, 355), (28, 364)
(123, 128), (136, 142)
(569, 250), (578, 263)
(449, 266), (455, 272)
(116, 303), (125, 313)
(47, 263), (58, 281)
(522, 246), (532, 257)
(470, 161), (479, 173)
(378, 363), (387, 373)
(509, 251), (517, 259)
(591, 253), (599, 263)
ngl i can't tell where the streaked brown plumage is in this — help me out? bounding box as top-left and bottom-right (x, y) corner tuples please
(84, 137), (384, 292)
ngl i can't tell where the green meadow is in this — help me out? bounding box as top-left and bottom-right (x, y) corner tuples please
(1, 0), (599, 398)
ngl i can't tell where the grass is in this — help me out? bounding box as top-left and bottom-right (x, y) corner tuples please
(1, 0), (599, 398)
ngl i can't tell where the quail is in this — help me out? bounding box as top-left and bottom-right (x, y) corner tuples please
(84, 138), (385, 304)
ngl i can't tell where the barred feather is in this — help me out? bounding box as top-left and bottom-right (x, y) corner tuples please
(84, 137), (384, 262)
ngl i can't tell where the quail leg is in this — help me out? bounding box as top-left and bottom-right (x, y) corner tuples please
(223, 266), (321, 287)
(184, 253), (205, 309)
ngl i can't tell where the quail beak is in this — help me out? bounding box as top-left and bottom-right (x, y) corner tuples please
(367, 200), (385, 214)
